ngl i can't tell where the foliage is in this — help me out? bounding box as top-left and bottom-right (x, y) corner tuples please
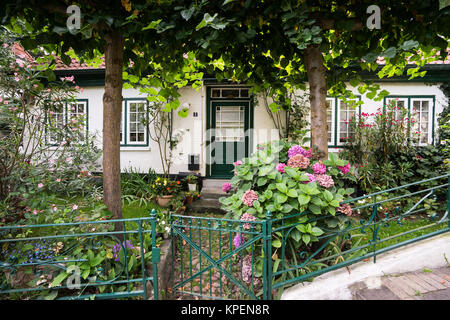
(121, 167), (158, 206)
(219, 139), (356, 249)
(341, 100), (447, 193)
(151, 177), (182, 196)
(0, 31), (101, 223)
(185, 174), (198, 184)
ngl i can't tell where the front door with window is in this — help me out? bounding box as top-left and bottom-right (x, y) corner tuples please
(207, 97), (252, 178)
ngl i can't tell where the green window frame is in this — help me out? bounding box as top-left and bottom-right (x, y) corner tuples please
(46, 99), (89, 146)
(383, 95), (435, 146)
(120, 98), (149, 147)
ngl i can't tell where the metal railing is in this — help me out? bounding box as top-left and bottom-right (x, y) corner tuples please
(170, 173), (450, 300)
(0, 211), (161, 300)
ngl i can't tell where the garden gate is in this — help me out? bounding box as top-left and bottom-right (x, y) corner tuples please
(170, 174), (450, 300)
(170, 214), (273, 300)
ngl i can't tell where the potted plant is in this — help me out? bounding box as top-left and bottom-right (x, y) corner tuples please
(185, 174), (198, 191)
(152, 177), (181, 207)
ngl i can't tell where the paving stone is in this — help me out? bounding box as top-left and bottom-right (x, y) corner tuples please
(404, 273), (436, 292)
(421, 287), (450, 300)
(389, 276), (419, 296)
(415, 272), (447, 290)
(354, 286), (400, 300)
(382, 278), (411, 299)
(398, 275), (429, 294)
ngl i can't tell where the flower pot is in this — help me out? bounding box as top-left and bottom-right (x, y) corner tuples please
(185, 195), (193, 205)
(156, 195), (173, 207)
(188, 183), (197, 191)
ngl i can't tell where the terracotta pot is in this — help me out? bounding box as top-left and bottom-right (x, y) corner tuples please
(156, 195), (173, 207)
(185, 196), (193, 205)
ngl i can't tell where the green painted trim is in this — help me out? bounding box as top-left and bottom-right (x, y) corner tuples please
(120, 98), (149, 147)
(206, 87), (252, 178)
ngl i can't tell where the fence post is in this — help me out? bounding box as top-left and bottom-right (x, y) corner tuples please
(262, 210), (272, 300)
(150, 209), (160, 300)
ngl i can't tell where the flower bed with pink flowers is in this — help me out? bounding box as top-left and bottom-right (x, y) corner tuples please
(219, 139), (358, 284)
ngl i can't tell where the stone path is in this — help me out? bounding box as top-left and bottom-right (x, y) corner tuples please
(353, 266), (450, 300)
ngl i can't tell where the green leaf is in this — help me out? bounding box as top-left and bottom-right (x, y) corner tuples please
(50, 272), (69, 288)
(323, 190), (333, 202)
(142, 19), (162, 30)
(272, 239), (282, 248)
(302, 234), (311, 245)
(298, 194), (311, 205)
(309, 204), (321, 215)
(311, 227), (324, 236)
(276, 183), (288, 194)
(181, 7), (195, 21)
(287, 189), (298, 198)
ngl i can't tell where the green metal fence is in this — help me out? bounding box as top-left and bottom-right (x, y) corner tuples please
(171, 173), (450, 300)
(0, 212), (161, 300)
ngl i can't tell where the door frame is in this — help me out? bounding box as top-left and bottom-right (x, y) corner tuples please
(205, 86), (254, 178)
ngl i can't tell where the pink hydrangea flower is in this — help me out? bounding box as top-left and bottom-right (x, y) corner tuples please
(304, 148), (313, 158)
(276, 163), (286, 173)
(312, 161), (326, 174)
(241, 213), (256, 230)
(234, 160), (242, 166)
(242, 189), (258, 207)
(233, 233), (244, 248)
(315, 174), (334, 188)
(242, 255), (253, 284)
(288, 145), (306, 158)
(336, 203), (353, 216)
(222, 182), (232, 193)
(338, 162), (351, 174)
(287, 154), (310, 169)
(303, 173), (316, 184)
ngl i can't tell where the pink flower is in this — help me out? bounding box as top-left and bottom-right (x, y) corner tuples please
(242, 189), (258, 207)
(315, 174), (334, 188)
(66, 157), (72, 163)
(288, 145), (306, 158)
(72, 204), (78, 210)
(222, 182), (232, 193)
(56, 178), (61, 182)
(276, 163), (286, 173)
(241, 213), (256, 230)
(242, 255), (252, 284)
(303, 173), (316, 184)
(336, 203), (353, 216)
(312, 161), (326, 174)
(32, 209), (38, 215)
(287, 154), (309, 169)
(234, 160), (242, 166)
(2, 43), (8, 48)
(233, 233), (244, 248)
(37, 183), (44, 189)
(338, 162), (350, 174)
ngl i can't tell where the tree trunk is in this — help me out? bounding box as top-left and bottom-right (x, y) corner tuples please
(305, 45), (328, 160)
(103, 31), (124, 221)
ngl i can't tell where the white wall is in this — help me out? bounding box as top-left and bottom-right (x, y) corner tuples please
(74, 81), (446, 176)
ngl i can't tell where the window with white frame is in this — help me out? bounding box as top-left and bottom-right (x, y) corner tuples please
(121, 99), (148, 146)
(47, 100), (87, 145)
(68, 101), (87, 140)
(385, 97), (408, 121)
(384, 96), (434, 145)
(326, 98), (334, 144)
(337, 100), (358, 144)
(411, 98), (433, 145)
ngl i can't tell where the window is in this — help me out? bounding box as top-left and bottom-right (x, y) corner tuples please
(121, 99), (148, 146)
(338, 100), (359, 144)
(210, 88), (251, 99)
(322, 97), (361, 147)
(326, 98), (335, 144)
(47, 99), (88, 145)
(384, 96), (434, 146)
(411, 98), (433, 145)
(215, 106), (244, 142)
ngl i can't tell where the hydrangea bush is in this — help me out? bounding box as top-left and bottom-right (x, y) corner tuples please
(220, 139), (357, 250)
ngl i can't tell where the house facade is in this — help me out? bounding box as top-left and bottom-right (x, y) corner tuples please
(51, 59), (450, 179)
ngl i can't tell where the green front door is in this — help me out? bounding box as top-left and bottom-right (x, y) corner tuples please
(207, 101), (251, 178)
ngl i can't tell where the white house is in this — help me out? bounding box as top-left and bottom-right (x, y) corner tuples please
(49, 56), (449, 180)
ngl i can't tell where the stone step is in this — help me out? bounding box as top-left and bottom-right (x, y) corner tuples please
(186, 198), (227, 215)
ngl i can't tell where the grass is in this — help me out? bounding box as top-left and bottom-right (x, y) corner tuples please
(122, 202), (162, 219)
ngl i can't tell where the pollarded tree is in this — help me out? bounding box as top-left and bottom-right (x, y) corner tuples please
(159, 0), (449, 158)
